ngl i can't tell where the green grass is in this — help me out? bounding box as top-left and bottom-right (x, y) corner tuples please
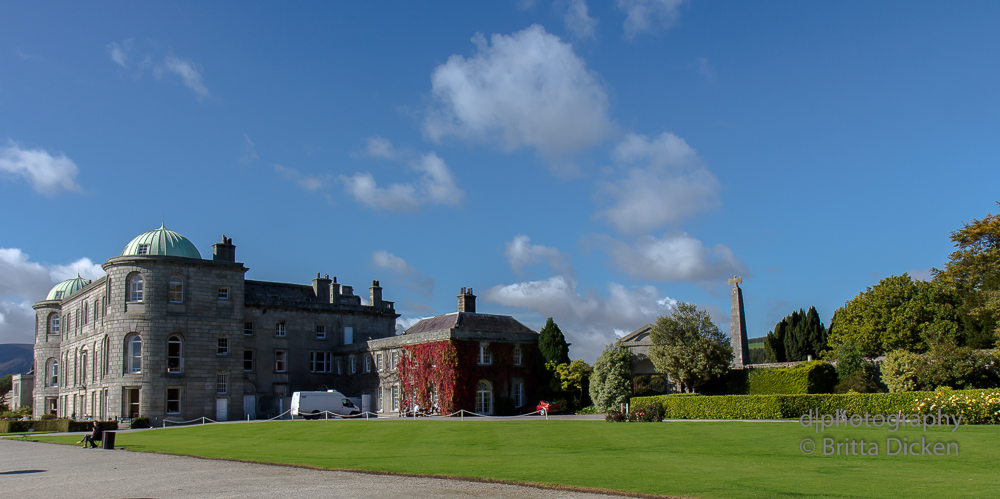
(27, 420), (1000, 498)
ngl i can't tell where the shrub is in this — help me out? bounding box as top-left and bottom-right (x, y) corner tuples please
(0, 419), (117, 433)
(632, 392), (929, 420)
(40, 413), (56, 420)
(914, 388), (1000, 424)
(130, 417), (151, 429)
(882, 350), (921, 392)
(576, 405), (599, 415)
(747, 362), (837, 394)
(605, 409), (626, 422)
(627, 403), (664, 422)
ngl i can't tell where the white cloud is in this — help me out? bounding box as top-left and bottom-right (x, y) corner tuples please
(486, 274), (677, 362)
(341, 152), (464, 213)
(240, 135), (259, 163)
(371, 250), (435, 297)
(0, 248), (104, 343)
(617, 0), (686, 39)
(423, 25), (611, 165)
(0, 140), (82, 195)
(597, 132), (720, 234)
(696, 56), (716, 84)
(564, 0), (599, 39)
(163, 55), (209, 98)
(273, 164), (326, 192)
(365, 136), (398, 160)
(601, 232), (748, 283)
(396, 316), (428, 334)
(106, 39), (132, 67)
(505, 234), (573, 276)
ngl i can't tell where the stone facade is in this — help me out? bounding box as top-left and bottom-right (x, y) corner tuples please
(9, 373), (33, 411)
(31, 230), (398, 425)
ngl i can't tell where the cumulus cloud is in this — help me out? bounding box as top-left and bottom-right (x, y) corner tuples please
(273, 164), (326, 192)
(424, 25), (611, 166)
(505, 234), (573, 276)
(341, 152), (464, 212)
(597, 132), (720, 234)
(163, 55), (209, 98)
(0, 249), (104, 343)
(600, 232), (748, 283)
(371, 250), (435, 297)
(0, 140), (82, 195)
(563, 0), (599, 39)
(365, 136), (398, 160)
(617, 0), (686, 39)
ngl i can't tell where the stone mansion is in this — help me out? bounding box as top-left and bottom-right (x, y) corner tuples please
(29, 226), (540, 425)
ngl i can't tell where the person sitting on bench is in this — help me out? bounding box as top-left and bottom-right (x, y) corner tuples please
(82, 421), (103, 449)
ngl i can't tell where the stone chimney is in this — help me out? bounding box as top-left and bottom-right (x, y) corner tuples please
(213, 235), (236, 262)
(313, 273), (332, 303)
(330, 276), (341, 304)
(458, 287), (476, 313)
(369, 280), (383, 308)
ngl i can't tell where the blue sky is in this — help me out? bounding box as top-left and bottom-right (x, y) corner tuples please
(2, 1), (999, 362)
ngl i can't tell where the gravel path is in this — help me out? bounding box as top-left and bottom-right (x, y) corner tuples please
(0, 438), (625, 499)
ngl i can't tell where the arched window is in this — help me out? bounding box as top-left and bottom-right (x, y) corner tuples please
(50, 314), (60, 334)
(475, 380), (493, 415)
(80, 350), (88, 385)
(128, 274), (144, 302)
(126, 334), (142, 373)
(168, 276), (183, 303)
(167, 336), (182, 373)
(48, 358), (58, 387)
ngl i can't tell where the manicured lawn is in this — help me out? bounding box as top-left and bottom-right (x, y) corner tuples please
(27, 419), (1000, 498)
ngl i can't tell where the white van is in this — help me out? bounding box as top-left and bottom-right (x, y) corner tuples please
(290, 390), (361, 418)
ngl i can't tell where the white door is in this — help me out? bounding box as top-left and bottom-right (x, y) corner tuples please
(216, 398), (228, 421)
(243, 395), (256, 420)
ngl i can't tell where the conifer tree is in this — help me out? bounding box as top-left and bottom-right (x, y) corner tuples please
(538, 318), (571, 365)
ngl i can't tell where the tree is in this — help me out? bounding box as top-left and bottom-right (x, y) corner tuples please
(548, 359), (593, 409)
(764, 307), (828, 362)
(649, 302), (733, 393)
(0, 374), (11, 397)
(833, 341), (879, 393)
(589, 341), (632, 412)
(827, 275), (962, 357)
(538, 318), (571, 365)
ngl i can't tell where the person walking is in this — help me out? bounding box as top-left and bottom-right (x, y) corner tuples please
(82, 421), (103, 449)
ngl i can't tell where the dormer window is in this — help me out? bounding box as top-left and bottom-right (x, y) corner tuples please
(136, 244), (150, 255)
(54, 291), (64, 299)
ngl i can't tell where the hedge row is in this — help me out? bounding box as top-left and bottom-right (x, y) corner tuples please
(0, 419), (118, 434)
(701, 361), (837, 395)
(630, 391), (963, 420)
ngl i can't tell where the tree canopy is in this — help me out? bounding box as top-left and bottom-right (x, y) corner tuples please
(649, 303), (732, 393)
(589, 341), (632, 412)
(538, 318), (571, 365)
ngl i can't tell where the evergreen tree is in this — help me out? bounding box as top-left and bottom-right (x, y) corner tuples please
(589, 341), (633, 412)
(538, 318), (571, 365)
(764, 307), (828, 362)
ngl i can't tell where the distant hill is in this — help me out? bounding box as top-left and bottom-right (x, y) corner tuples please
(0, 344), (33, 377)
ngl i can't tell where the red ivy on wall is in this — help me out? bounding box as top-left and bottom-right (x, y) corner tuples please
(397, 341), (459, 413)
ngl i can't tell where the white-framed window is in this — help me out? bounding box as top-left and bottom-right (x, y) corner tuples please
(475, 380), (493, 415)
(102, 336), (110, 376)
(136, 244), (150, 255)
(50, 314), (60, 334)
(83, 303), (88, 325)
(349, 355), (356, 374)
(275, 322), (286, 337)
(167, 336), (182, 373)
(343, 326), (353, 345)
(309, 351), (332, 373)
(80, 350), (87, 384)
(391, 384), (400, 412)
(217, 338), (229, 355)
(168, 276), (183, 303)
(126, 334), (142, 374)
(216, 374), (228, 394)
(376, 353), (384, 371)
(128, 274), (144, 302)
(244, 322), (254, 336)
(218, 287), (229, 300)
(390, 351), (399, 371)
(315, 325), (326, 339)
(48, 358), (58, 387)
(274, 350), (287, 372)
(166, 388), (181, 414)
(274, 384), (288, 398)
(513, 381), (524, 407)
(377, 387), (383, 412)
(244, 350), (255, 372)
(513, 345), (522, 366)
(364, 355), (371, 373)
(478, 342), (492, 365)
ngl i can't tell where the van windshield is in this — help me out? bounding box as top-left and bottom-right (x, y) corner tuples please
(342, 399), (356, 407)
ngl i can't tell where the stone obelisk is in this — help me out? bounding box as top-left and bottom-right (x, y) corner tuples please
(728, 276), (750, 368)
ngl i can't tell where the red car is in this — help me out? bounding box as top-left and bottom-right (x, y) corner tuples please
(536, 400), (561, 415)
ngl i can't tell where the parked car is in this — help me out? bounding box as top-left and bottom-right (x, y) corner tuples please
(536, 400), (561, 415)
(290, 390), (361, 419)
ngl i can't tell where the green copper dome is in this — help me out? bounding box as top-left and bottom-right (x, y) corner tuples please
(121, 224), (202, 259)
(46, 275), (92, 301)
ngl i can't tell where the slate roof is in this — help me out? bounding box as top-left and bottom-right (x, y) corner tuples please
(620, 323), (654, 345)
(404, 312), (536, 335)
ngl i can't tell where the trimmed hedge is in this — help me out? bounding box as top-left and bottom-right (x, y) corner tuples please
(632, 391), (949, 420)
(699, 362), (837, 396)
(0, 419), (118, 434)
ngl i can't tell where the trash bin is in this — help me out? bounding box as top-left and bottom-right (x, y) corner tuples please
(101, 431), (116, 450)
